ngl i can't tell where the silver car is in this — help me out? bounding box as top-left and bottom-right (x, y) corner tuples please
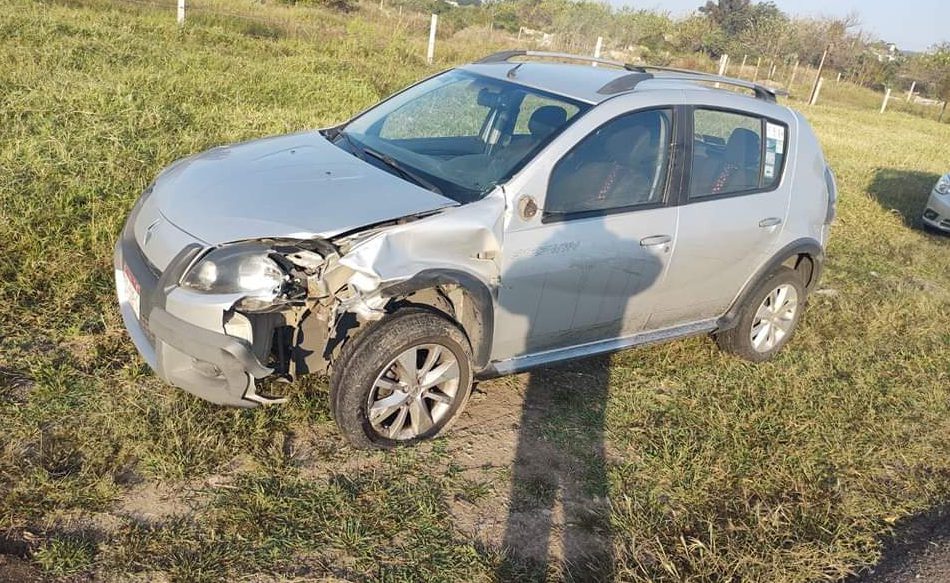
(923, 173), (950, 233)
(115, 51), (836, 448)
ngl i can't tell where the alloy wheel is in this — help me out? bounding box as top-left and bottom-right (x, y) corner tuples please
(750, 283), (799, 353)
(367, 343), (461, 440)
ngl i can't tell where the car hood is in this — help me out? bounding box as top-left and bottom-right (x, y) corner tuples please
(150, 130), (457, 245)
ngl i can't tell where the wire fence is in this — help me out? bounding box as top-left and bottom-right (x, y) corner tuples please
(109, 0), (948, 124)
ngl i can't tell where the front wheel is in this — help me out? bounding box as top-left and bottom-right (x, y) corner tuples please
(715, 266), (806, 362)
(330, 308), (474, 449)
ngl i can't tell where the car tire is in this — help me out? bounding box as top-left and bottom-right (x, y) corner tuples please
(714, 266), (806, 362)
(329, 307), (474, 449)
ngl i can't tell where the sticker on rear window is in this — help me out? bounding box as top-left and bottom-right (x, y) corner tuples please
(764, 122), (786, 184)
(766, 122), (785, 154)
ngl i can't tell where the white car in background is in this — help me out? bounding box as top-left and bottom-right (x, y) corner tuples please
(923, 173), (950, 233)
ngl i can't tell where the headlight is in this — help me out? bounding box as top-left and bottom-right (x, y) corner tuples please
(181, 243), (286, 298)
(935, 174), (950, 195)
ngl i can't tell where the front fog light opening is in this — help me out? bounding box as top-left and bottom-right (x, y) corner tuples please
(924, 208), (939, 221)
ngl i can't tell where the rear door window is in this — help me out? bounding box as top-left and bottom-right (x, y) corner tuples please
(689, 108), (787, 199)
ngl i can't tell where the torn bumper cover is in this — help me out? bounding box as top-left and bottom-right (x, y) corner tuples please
(146, 308), (273, 407)
(114, 229), (274, 408)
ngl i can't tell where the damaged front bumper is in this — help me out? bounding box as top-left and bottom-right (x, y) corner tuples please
(114, 224), (278, 407)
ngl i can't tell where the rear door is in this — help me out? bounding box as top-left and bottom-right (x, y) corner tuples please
(647, 105), (792, 329)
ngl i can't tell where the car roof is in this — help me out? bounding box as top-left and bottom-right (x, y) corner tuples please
(459, 60), (779, 108)
(460, 62), (635, 104)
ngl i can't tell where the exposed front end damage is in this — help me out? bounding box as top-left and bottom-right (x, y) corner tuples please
(115, 193), (505, 408)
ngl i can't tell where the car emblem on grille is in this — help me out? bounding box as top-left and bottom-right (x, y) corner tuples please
(143, 217), (162, 246)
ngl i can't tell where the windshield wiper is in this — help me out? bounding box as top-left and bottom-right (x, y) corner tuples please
(335, 131), (365, 161)
(361, 146), (444, 196)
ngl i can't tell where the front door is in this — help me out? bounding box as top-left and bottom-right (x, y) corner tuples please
(492, 108), (680, 360)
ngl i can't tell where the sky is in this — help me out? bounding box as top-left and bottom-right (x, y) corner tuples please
(613, 0), (947, 52)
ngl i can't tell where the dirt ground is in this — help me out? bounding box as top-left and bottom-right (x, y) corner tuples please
(1, 364), (947, 581)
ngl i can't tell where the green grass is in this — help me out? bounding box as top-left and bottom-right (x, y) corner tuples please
(1, 0), (948, 581)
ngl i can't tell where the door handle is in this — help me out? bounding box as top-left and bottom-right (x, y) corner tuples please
(640, 234), (673, 247)
(759, 217), (783, 228)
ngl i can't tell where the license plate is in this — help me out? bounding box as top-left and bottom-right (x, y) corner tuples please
(123, 264), (141, 320)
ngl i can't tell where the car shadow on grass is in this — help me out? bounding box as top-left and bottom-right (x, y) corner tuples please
(866, 168), (942, 233)
(845, 505), (950, 583)
(495, 357), (616, 581)
(494, 207), (665, 580)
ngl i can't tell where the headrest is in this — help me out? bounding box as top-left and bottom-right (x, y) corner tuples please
(528, 106), (568, 138)
(725, 128), (761, 167)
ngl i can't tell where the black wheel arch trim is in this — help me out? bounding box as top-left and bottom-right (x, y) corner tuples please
(379, 269), (495, 371)
(717, 238), (824, 331)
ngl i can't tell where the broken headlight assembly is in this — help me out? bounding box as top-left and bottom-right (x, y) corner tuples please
(181, 243), (288, 308)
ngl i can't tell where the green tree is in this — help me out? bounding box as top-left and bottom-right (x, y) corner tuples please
(911, 43), (950, 114)
(699, 0), (785, 55)
(735, 5), (788, 59)
(699, 0), (781, 36)
(699, 0), (752, 36)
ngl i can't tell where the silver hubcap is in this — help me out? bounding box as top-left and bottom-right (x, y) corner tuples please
(367, 344), (461, 440)
(750, 283), (799, 353)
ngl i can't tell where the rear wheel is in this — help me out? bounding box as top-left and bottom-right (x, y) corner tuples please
(715, 266), (805, 362)
(330, 308), (474, 449)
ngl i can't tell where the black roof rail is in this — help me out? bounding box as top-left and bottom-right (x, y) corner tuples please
(473, 51), (781, 103)
(626, 64), (779, 102)
(596, 72), (654, 94)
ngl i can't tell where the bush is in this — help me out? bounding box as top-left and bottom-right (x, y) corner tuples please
(278, 0), (357, 13)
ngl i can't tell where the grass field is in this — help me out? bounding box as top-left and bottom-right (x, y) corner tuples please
(1, 0), (949, 581)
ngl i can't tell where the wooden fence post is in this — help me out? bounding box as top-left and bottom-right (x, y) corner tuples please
(718, 54), (729, 76)
(906, 81), (916, 102)
(426, 14), (437, 65)
(809, 46), (828, 106)
(809, 77), (823, 105)
(740, 54), (748, 77)
(788, 58), (799, 90)
(714, 54), (728, 87)
(880, 88), (892, 113)
(753, 56), (761, 82)
(592, 36), (603, 66)
(177, 0), (185, 25)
